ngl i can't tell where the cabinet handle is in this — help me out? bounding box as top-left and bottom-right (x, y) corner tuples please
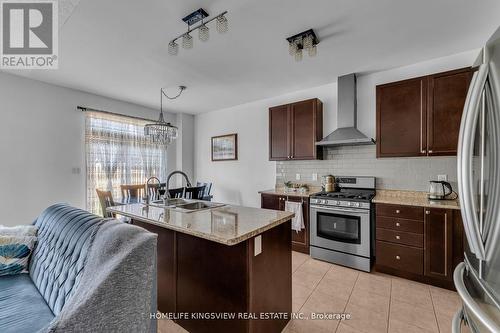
(396, 255), (401, 260)
(396, 235), (401, 240)
(426, 210), (430, 215)
(395, 222), (401, 227)
(420, 80), (424, 154)
(395, 210), (400, 214)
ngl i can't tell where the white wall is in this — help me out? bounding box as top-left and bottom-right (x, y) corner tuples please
(194, 49), (479, 208)
(0, 72), (178, 226)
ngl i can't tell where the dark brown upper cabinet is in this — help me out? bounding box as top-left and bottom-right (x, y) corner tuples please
(269, 98), (323, 161)
(376, 68), (471, 158)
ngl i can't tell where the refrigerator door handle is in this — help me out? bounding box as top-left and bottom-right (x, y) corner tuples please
(451, 309), (463, 333)
(457, 64), (488, 260)
(484, 78), (500, 260)
(454, 262), (500, 332)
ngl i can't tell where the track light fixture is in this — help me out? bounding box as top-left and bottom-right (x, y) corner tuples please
(286, 29), (319, 62)
(169, 8), (228, 55)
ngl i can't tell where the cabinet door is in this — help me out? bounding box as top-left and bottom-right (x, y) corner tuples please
(424, 208), (453, 280)
(290, 99), (319, 160)
(427, 68), (471, 156)
(269, 105), (290, 161)
(261, 193), (282, 210)
(377, 77), (428, 157)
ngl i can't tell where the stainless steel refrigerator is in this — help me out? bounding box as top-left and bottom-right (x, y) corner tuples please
(453, 26), (500, 333)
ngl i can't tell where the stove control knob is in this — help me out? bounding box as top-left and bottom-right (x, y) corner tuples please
(353, 202), (360, 208)
(347, 202), (353, 207)
(321, 200), (327, 205)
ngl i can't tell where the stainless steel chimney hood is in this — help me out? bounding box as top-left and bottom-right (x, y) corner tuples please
(316, 74), (375, 146)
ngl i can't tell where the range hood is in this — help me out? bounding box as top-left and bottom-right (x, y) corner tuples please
(316, 74), (375, 146)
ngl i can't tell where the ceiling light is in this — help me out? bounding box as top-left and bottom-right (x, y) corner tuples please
(294, 48), (303, 62)
(168, 9), (228, 56)
(216, 15), (228, 33)
(286, 29), (319, 61)
(168, 41), (179, 55)
(144, 86), (186, 145)
(309, 45), (317, 57)
(199, 24), (209, 42)
(182, 33), (193, 49)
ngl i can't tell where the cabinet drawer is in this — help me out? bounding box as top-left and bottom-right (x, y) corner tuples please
(377, 216), (423, 234)
(376, 241), (423, 275)
(376, 204), (423, 220)
(376, 228), (423, 248)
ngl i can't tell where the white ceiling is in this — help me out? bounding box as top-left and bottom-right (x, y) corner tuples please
(4, 0), (500, 114)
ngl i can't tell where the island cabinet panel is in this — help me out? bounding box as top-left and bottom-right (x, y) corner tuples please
(375, 203), (464, 290)
(260, 193), (310, 254)
(376, 67), (471, 158)
(131, 218), (292, 333)
(132, 220), (176, 313)
(269, 98), (323, 161)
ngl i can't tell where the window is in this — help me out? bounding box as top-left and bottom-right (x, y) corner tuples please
(85, 111), (167, 214)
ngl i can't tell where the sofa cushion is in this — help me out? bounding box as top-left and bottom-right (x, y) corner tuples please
(29, 204), (104, 315)
(0, 274), (55, 333)
(0, 235), (37, 276)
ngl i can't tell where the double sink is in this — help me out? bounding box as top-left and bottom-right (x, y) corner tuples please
(147, 198), (225, 213)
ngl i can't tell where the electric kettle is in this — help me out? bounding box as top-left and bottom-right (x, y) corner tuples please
(428, 180), (454, 200)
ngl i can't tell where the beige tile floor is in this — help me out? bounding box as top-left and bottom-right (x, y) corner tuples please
(158, 251), (466, 333)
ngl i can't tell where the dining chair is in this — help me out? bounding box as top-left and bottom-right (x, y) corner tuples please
(120, 184), (145, 203)
(168, 187), (185, 198)
(184, 186), (206, 200)
(196, 182), (213, 201)
(147, 183), (164, 201)
(96, 189), (116, 218)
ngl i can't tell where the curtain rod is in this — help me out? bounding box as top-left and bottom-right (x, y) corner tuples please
(77, 106), (156, 122)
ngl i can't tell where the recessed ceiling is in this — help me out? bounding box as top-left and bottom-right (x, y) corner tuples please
(4, 0), (500, 114)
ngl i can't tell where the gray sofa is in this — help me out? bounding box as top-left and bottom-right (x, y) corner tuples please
(0, 204), (157, 333)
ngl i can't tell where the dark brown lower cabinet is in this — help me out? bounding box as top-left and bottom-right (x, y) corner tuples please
(261, 193), (310, 254)
(375, 203), (464, 290)
(132, 219), (292, 333)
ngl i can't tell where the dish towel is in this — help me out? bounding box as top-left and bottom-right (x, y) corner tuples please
(285, 201), (304, 233)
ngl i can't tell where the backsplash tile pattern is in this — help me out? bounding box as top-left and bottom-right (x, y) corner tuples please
(276, 145), (457, 191)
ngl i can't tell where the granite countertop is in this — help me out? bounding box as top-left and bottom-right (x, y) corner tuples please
(259, 187), (321, 198)
(373, 189), (461, 210)
(107, 202), (294, 246)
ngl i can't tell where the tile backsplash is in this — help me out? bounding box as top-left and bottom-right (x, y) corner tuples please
(276, 145), (457, 192)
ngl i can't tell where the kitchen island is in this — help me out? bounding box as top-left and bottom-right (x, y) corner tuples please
(108, 202), (294, 333)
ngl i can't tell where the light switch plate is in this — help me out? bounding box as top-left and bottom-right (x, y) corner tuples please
(437, 174), (448, 181)
(254, 236), (262, 256)
(312, 173), (318, 181)
(295, 173), (301, 180)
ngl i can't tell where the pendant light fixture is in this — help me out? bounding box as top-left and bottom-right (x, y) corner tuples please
(286, 29), (319, 62)
(168, 8), (228, 56)
(144, 86), (186, 145)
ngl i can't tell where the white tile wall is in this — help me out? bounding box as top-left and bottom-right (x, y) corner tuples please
(276, 145), (457, 191)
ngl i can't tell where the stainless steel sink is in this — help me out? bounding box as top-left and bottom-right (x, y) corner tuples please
(150, 198), (188, 207)
(147, 199), (224, 213)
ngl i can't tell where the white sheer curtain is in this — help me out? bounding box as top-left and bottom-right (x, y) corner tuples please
(85, 111), (167, 214)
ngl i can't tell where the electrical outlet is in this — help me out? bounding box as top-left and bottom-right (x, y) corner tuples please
(312, 173), (318, 181)
(254, 236), (262, 256)
(437, 174), (448, 181)
(295, 173), (301, 180)
(72, 167), (81, 175)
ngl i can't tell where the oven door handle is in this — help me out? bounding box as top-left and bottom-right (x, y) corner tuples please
(310, 205), (370, 214)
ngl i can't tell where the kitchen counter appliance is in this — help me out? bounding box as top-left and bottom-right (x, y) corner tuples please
(428, 180), (455, 200)
(452, 26), (500, 333)
(310, 176), (375, 272)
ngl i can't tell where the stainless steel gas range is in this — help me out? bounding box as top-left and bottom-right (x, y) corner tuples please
(310, 176), (375, 272)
